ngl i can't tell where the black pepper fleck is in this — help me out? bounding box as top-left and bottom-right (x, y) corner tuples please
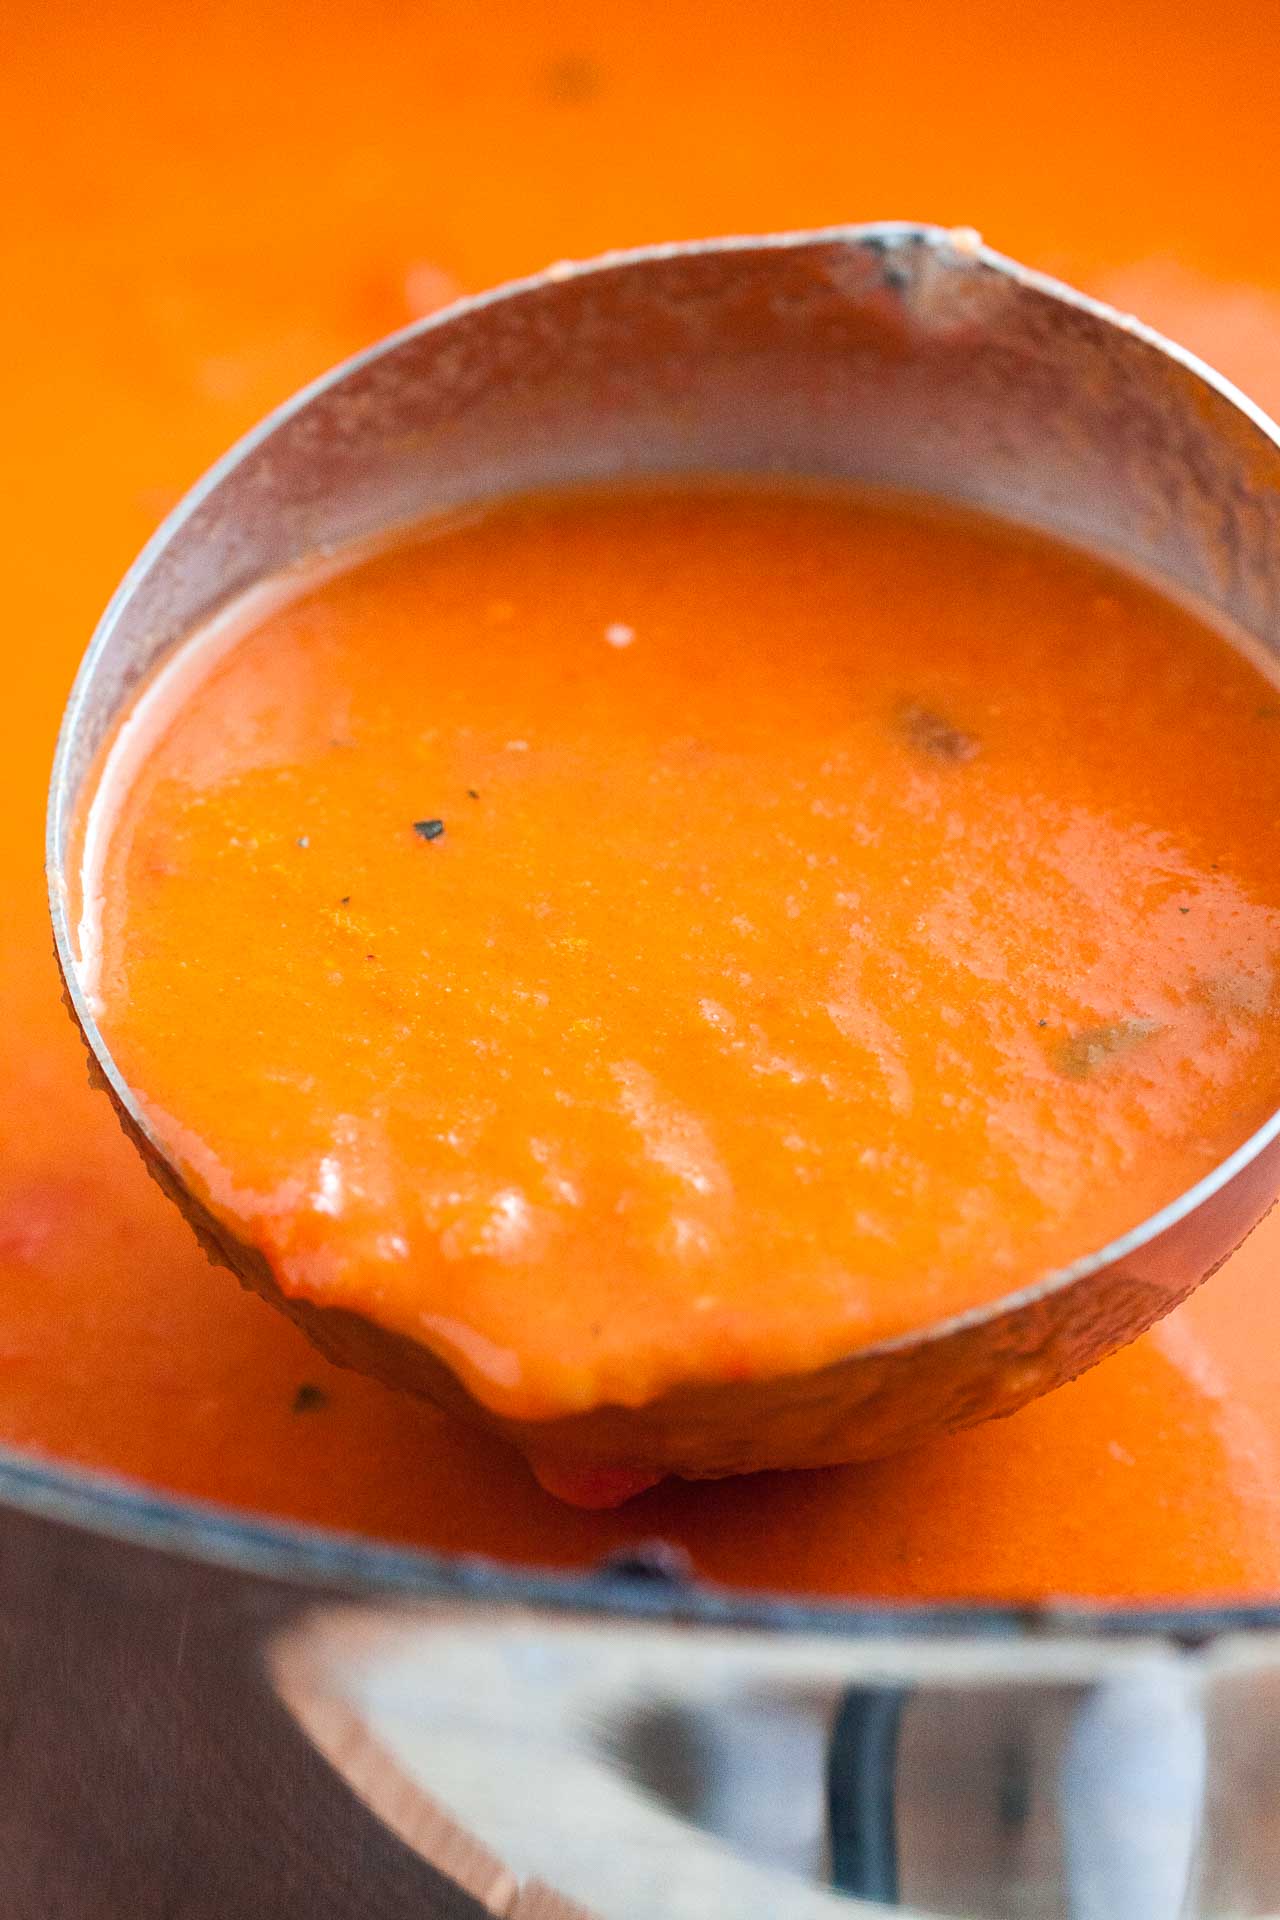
(1179, 906), (1191, 914)
(340, 895), (351, 906)
(414, 819), (445, 841)
(1038, 1019), (1048, 1028)
(292, 1383), (329, 1414)
(467, 789), (480, 800)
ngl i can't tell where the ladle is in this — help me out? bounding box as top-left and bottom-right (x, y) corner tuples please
(47, 222), (1280, 1502)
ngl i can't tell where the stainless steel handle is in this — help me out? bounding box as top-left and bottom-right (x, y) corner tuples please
(4, 1498), (1277, 1918)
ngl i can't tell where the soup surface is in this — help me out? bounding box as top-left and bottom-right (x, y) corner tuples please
(7, 0), (1280, 1600)
(83, 482), (1280, 1452)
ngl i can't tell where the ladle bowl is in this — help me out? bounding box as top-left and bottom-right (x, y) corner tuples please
(47, 222), (1280, 1500)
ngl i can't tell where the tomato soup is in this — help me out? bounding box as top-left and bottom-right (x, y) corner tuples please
(81, 480), (1280, 1482)
(8, 0), (1280, 1600)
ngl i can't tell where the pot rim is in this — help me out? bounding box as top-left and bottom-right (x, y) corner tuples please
(3, 1437), (1279, 1642)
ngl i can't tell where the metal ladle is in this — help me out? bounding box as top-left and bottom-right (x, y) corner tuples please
(47, 222), (1280, 1496)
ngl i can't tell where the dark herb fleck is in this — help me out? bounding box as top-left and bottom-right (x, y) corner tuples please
(292, 1383), (328, 1414)
(599, 1542), (694, 1584)
(340, 895), (351, 906)
(896, 701), (981, 764)
(545, 53), (602, 103)
(467, 789), (480, 800)
(1054, 1018), (1162, 1080)
(1179, 906), (1191, 914)
(1198, 972), (1272, 1017)
(414, 818), (446, 841)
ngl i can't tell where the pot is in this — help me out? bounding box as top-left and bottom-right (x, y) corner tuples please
(36, 224), (1280, 1917)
